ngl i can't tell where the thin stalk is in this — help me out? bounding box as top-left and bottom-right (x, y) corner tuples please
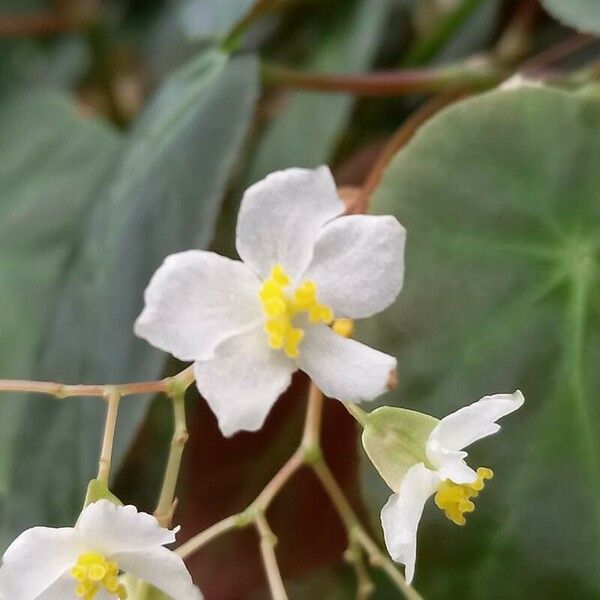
(255, 512), (289, 600)
(0, 365), (195, 399)
(311, 459), (422, 600)
(97, 388), (121, 484)
(154, 387), (189, 527)
(300, 382), (323, 449)
(176, 514), (244, 558)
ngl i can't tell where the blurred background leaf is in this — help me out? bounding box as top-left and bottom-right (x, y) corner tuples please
(362, 85), (600, 598)
(1, 48), (259, 542)
(541, 0), (600, 35)
(0, 92), (119, 516)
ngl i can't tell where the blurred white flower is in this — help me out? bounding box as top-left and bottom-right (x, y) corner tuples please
(0, 500), (201, 600)
(135, 166), (405, 436)
(381, 391), (524, 584)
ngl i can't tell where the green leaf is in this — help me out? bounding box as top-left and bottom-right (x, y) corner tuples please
(541, 0), (600, 34)
(246, 0), (389, 181)
(0, 92), (119, 507)
(362, 407), (438, 492)
(363, 85), (600, 596)
(3, 49), (259, 541)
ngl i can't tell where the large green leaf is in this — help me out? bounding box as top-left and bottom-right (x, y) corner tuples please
(0, 93), (119, 527)
(246, 0), (389, 183)
(542, 0), (600, 34)
(362, 86), (600, 598)
(3, 49), (259, 541)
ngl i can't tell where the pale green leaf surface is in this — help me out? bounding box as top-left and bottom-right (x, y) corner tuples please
(362, 407), (438, 493)
(542, 0), (600, 34)
(0, 93), (119, 498)
(361, 86), (600, 597)
(2, 49), (259, 543)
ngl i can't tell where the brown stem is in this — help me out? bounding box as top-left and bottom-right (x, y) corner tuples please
(262, 62), (506, 97)
(255, 512), (289, 600)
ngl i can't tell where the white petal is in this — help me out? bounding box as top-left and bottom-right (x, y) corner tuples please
(236, 167), (345, 281)
(135, 250), (262, 362)
(427, 442), (477, 484)
(302, 215), (406, 318)
(77, 501), (175, 555)
(296, 324), (396, 403)
(381, 464), (440, 584)
(427, 390), (525, 456)
(115, 547), (202, 600)
(1, 527), (83, 600)
(194, 326), (296, 436)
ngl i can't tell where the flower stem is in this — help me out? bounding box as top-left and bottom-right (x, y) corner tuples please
(176, 513), (245, 558)
(300, 382), (323, 449)
(255, 512), (289, 600)
(311, 459), (422, 600)
(0, 365), (195, 399)
(96, 388), (121, 484)
(342, 401), (368, 428)
(154, 386), (189, 528)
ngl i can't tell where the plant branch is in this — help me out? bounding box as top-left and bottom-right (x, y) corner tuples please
(262, 60), (506, 97)
(255, 512), (289, 600)
(97, 388), (121, 484)
(176, 513), (244, 558)
(311, 459), (422, 600)
(0, 365), (195, 400)
(154, 384), (189, 527)
(344, 540), (375, 600)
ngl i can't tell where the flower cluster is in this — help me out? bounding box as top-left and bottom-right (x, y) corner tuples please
(1, 166), (524, 596)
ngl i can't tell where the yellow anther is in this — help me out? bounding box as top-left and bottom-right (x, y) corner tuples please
(434, 467), (493, 526)
(332, 318), (354, 338)
(70, 552), (128, 600)
(259, 264), (334, 358)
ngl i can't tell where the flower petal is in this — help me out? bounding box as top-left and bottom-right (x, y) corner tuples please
(134, 250), (262, 362)
(427, 390), (525, 456)
(381, 463), (440, 584)
(1, 526), (83, 600)
(427, 443), (477, 484)
(302, 215), (406, 318)
(296, 324), (396, 403)
(77, 501), (175, 555)
(236, 167), (345, 281)
(115, 547), (202, 600)
(194, 326), (296, 436)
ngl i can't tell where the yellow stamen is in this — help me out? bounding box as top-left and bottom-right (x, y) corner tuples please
(70, 552), (128, 600)
(259, 264), (333, 358)
(434, 467), (493, 526)
(332, 318), (354, 338)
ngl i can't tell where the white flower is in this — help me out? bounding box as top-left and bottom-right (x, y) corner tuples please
(0, 500), (201, 600)
(135, 166), (405, 436)
(380, 391), (524, 584)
